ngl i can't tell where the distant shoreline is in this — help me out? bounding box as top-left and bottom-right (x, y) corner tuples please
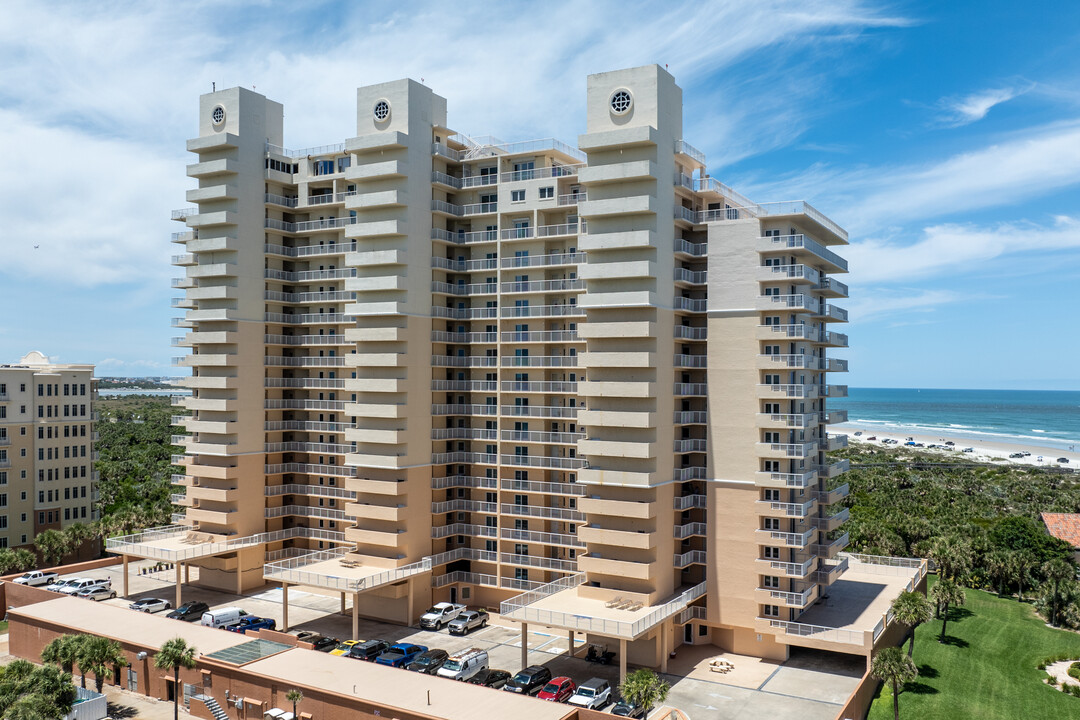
(837, 424), (1080, 468)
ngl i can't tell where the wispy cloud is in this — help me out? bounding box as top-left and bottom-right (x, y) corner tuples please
(844, 287), (962, 324)
(846, 215), (1080, 285)
(936, 84), (1032, 127)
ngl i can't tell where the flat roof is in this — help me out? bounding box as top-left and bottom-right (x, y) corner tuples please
(243, 647), (573, 720)
(205, 639), (293, 666)
(9, 596), (250, 656)
(796, 558), (918, 633)
(263, 553), (430, 593)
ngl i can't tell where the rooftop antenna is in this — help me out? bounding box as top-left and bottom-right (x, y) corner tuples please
(212, 82), (216, 92)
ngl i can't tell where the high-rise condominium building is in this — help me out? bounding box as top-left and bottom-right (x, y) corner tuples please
(0, 352), (99, 548)
(154, 65), (921, 672)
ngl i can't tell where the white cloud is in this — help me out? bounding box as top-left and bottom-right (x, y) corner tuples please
(844, 288), (961, 324)
(937, 85), (1030, 127)
(846, 215), (1080, 285)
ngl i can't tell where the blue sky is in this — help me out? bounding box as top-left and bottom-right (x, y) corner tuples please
(1, 0), (1078, 390)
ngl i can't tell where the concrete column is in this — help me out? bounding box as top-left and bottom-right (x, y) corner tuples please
(340, 592), (346, 614)
(520, 622), (529, 669)
(175, 562), (182, 608)
(567, 630), (575, 657)
(235, 558), (243, 596)
(352, 593), (359, 640)
(659, 624), (668, 674)
(184, 563), (190, 583)
(619, 638), (627, 683)
(122, 555), (129, 598)
(406, 578), (414, 626)
(281, 583), (289, 632)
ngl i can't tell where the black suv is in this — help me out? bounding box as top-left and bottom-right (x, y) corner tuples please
(407, 648), (449, 674)
(294, 632), (338, 652)
(503, 665), (552, 695)
(468, 668), (511, 689)
(166, 601), (210, 622)
(348, 639), (391, 662)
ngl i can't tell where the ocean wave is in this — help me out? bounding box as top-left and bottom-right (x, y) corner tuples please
(839, 420), (1080, 449)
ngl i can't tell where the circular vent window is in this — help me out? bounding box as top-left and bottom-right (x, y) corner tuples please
(610, 89), (632, 115)
(374, 100), (390, 121)
(211, 106), (225, 125)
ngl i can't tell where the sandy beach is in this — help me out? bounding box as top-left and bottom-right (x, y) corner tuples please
(835, 424), (1080, 469)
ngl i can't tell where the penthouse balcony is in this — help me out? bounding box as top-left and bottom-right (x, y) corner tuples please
(757, 234), (847, 273)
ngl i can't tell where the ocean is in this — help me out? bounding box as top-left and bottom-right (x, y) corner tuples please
(833, 388), (1080, 454)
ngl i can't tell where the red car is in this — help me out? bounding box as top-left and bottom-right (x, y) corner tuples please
(537, 677), (576, 702)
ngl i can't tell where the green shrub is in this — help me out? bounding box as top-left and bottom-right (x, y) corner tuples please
(1068, 662), (1080, 681)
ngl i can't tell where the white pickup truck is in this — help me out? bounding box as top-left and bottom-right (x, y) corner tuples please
(56, 577), (111, 595)
(12, 571), (59, 587)
(419, 602), (467, 630)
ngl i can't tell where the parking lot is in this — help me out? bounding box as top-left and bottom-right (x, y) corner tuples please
(51, 560), (863, 720)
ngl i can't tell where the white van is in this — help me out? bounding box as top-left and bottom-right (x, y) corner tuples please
(436, 648), (488, 681)
(201, 607), (248, 629)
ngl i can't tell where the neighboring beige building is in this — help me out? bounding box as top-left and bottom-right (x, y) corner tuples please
(123, 64), (924, 675)
(0, 352), (99, 547)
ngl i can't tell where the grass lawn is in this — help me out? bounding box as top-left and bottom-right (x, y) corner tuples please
(868, 577), (1080, 719)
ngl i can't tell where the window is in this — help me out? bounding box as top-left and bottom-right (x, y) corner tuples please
(764, 546), (780, 559)
(763, 576), (779, 588)
(610, 89), (632, 114)
(511, 190), (525, 202)
(763, 604), (780, 618)
(514, 568), (528, 581)
(539, 186), (554, 199)
(763, 518), (781, 530)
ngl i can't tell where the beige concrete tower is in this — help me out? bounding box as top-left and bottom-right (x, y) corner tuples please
(0, 352), (98, 549)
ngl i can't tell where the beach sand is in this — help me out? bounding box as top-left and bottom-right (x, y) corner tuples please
(835, 424), (1080, 469)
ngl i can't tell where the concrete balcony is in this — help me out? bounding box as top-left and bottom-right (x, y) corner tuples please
(756, 528), (816, 549)
(578, 409), (654, 428)
(345, 526), (408, 548)
(577, 438), (653, 459)
(756, 441), (818, 459)
(820, 459), (850, 478)
(579, 496), (657, 520)
(757, 557), (816, 579)
(810, 532), (850, 559)
(756, 354), (824, 371)
(755, 470), (818, 489)
(755, 294), (819, 313)
(186, 506), (239, 526)
(757, 264), (820, 285)
(757, 234), (847, 274)
(757, 412), (819, 429)
(188, 486), (240, 503)
(674, 522), (707, 539)
(816, 277), (849, 298)
(825, 410), (848, 424)
(577, 525), (656, 550)
(815, 483), (850, 505)
(827, 434), (849, 451)
(756, 499), (816, 519)
(674, 550), (707, 568)
(577, 468), (654, 486)
(757, 324), (820, 343)
(673, 494), (707, 510)
(811, 508), (850, 533)
(578, 380), (655, 399)
(756, 384), (820, 400)
(346, 502), (408, 522)
(577, 553), (652, 580)
(757, 584), (819, 609)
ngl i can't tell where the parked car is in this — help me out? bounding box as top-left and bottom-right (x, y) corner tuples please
(447, 609), (488, 635)
(129, 598), (171, 613)
(1058, 458), (1071, 464)
(12, 571), (58, 587)
(293, 632), (338, 652)
(348, 639), (391, 662)
(225, 616), (276, 633)
(945, 441), (955, 446)
(77, 586), (117, 602)
(610, 700), (645, 718)
(962, 447), (974, 453)
(48, 579), (80, 593)
(57, 578), (110, 596)
(585, 644), (615, 665)
(467, 668), (511, 689)
(568, 678), (611, 709)
(375, 643), (427, 668)
(503, 665), (552, 695)
(167, 601), (209, 621)
(201, 607), (248, 629)
(407, 649), (449, 674)
(330, 640), (362, 657)
(538, 676), (576, 702)
(436, 648), (488, 681)
(853, 431), (862, 436)
(1009, 452), (1024, 459)
(419, 602), (466, 630)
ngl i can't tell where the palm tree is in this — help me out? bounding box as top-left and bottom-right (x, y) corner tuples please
(0, 660), (78, 720)
(285, 689), (303, 719)
(71, 635), (93, 689)
(871, 646), (919, 720)
(929, 535), (971, 581)
(1007, 550), (1035, 602)
(1042, 558), (1075, 627)
(985, 549), (1010, 597)
(11, 548), (37, 573)
(891, 591), (933, 658)
(63, 523), (93, 560)
(77, 636), (125, 693)
(930, 578), (966, 642)
(154, 637), (198, 720)
(41, 635), (82, 675)
(0, 548), (19, 575)
(618, 668), (670, 720)
(33, 529), (68, 568)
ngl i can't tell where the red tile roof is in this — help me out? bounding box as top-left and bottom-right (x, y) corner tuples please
(1041, 513), (1080, 549)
